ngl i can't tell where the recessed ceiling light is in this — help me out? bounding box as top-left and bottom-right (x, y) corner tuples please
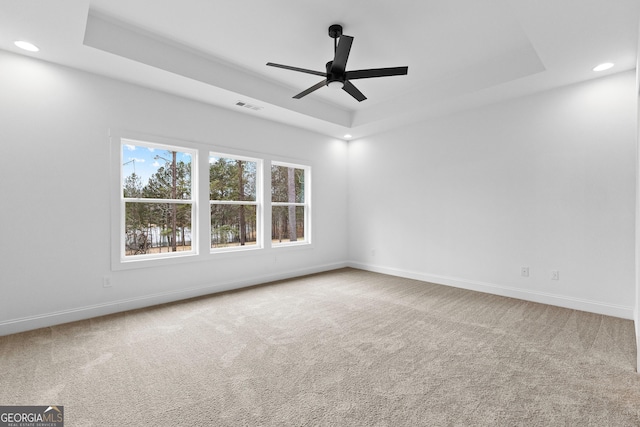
(14, 40), (39, 52)
(593, 63), (614, 72)
(344, 134), (352, 139)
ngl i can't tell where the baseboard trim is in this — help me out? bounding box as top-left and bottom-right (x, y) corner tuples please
(0, 261), (348, 336)
(348, 261), (634, 320)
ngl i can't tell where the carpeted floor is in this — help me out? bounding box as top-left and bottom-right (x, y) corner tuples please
(1, 268), (639, 426)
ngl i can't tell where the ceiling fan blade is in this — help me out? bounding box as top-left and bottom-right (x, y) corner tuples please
(293, 80), (328, 99)
(343, 81), (367, 102)
(266, 62), (327, 77)
(331, 35), (353, 74)
(345, 66), (408, 80)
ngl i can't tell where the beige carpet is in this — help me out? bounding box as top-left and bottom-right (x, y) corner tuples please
(1, 268), (639, 426)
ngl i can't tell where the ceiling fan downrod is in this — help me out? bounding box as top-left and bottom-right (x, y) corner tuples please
(328, 24), (343, 54)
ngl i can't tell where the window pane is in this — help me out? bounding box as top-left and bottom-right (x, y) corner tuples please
(125, 202), (192, 256)
(210, 156), (257, 201)
(272, 206), (305, 243)
(271, 165), (305, 203)
(211, 204), (258, 248)
(122, 144), (192, 199)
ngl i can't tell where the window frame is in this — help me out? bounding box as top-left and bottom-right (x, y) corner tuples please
(117, 137), (198, 265)
(209, 151), (263, 253)
(270, 160), (312, 247)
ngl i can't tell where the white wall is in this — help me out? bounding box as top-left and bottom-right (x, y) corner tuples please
(349, 71), (637, 318)
(0, 50), (348, 335)
(0, 48), (636, 336)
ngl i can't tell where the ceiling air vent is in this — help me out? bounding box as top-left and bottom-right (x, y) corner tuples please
(235, 101), (263, 111)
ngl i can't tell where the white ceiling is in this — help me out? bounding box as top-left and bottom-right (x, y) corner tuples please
(1, 0), (638, 139)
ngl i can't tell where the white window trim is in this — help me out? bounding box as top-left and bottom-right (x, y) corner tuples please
(116, 136), (199, 268)
(209, 151), (264, 254)
(271, 160), (312, 248)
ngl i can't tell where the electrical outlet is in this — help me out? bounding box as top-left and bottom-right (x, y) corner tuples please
(521, 267), (529, 277)
(551, 270), (560, 280)
(103, 276), (112, 288)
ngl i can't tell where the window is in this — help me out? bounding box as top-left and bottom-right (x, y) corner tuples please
(120, 139), (196, 260)
(210, 154), (261, 251)
(112, 132), (311, 269)
(271, 162), (310, 246)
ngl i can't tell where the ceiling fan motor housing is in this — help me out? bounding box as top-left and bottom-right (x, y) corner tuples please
(325, 61), (345, 87)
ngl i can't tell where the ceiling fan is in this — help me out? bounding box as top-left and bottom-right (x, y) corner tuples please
(266, 24), (408, 102)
